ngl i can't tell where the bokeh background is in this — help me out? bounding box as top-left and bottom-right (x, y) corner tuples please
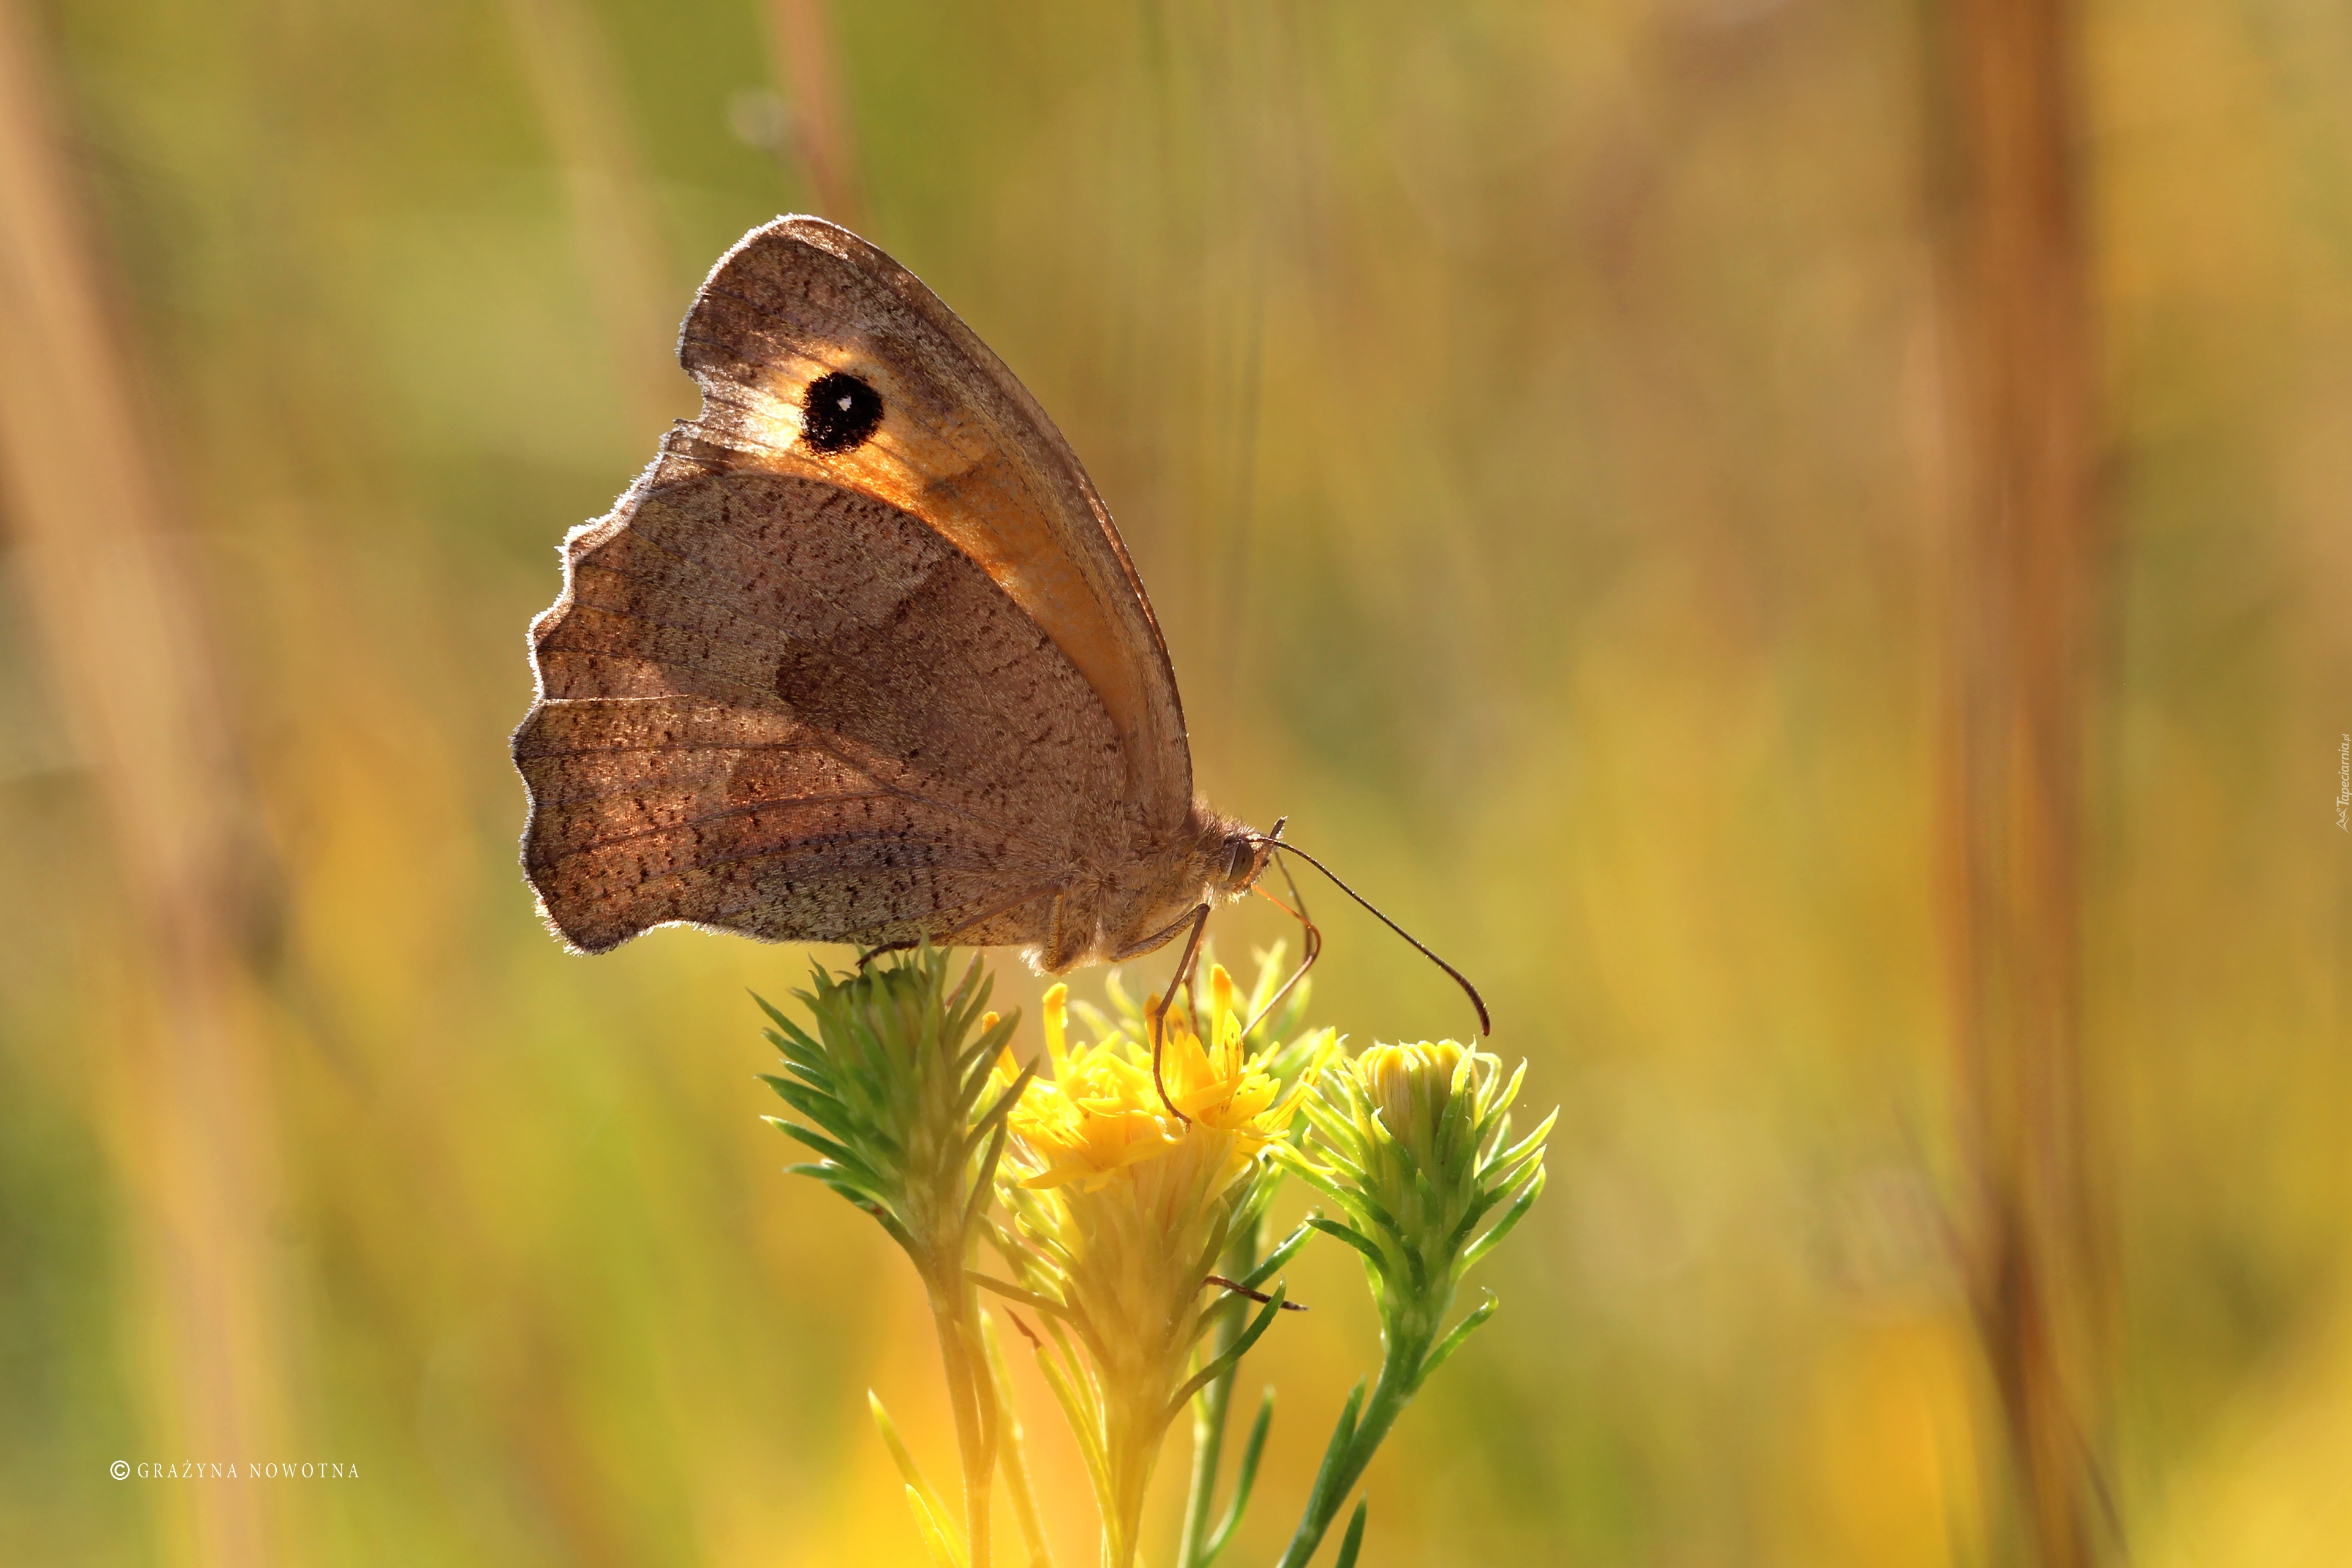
(1, 0), (2346, 1564)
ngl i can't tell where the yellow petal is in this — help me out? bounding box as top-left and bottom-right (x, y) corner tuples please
(1042, 983), (1069, 1079)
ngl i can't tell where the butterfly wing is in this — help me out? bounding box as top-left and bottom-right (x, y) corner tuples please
(673, 216), (1189, 819)
(514, 218), (1193, 963)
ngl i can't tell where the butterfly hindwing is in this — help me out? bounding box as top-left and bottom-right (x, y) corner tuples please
(518, 472), (1125, 962)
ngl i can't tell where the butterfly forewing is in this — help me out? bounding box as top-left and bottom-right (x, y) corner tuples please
(671, 217), (1189, 826)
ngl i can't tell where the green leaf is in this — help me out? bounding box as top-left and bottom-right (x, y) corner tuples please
(904, 1483), (967, 1568)
(1166, 1286), (1291, 1424)
(960, 1055), (1038, 1163)
(1416, 1290), (1498, 1384)
(1331, 1497), (1370, 1568)
(1200, 1385), (1274, 1564)
(752, 992), (823, 1059)
(759, 1073), (880, 1154)
(869, 1391), (965, 1567)
(1305, 1216), (1388, 1273)
(1298, 1380), (1366, 1527)
(766, 1119), (886, 1189)
(1484, 1105), (1558, 1186)
(1237, 1221), (1316, 1293)
(1435, 1186), (1506, 1267)
(962, 1122), (1007, 1237)
(978, 1313), (1057, 1568)
(1457, 1164), (1547, 1277)
(971, 1273), (1075, 1322)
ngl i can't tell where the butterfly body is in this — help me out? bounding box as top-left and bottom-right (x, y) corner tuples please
(514, 217), (1270, 972)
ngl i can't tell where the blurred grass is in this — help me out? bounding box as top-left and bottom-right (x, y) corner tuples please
(0, 0), (2345, 1565)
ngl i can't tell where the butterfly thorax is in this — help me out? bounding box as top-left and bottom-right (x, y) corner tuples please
(1036, 799), (1266, 976)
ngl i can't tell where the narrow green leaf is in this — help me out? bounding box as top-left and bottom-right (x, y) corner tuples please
(979, 1312), (1056, 1568)
(1417, 1291), (1499, 1385)
(869, 1391), (964, 1567)
(1237, 1221), (1316, 1292)
(1298, 1381), (1366, 1528)
(954, 1006), (1021, 1082)
(1166, 1286), (1289, 1425)
(971, 1273), (1074, 1322)
(1331, 1498), (1369, 1568)
(961, 1122), (1006, 1237)
(1200, 1385), (1274, 1563)
(751, 992), (822, 1057)
(767, 1120), (888, 1189)
(1436, 1187), (1506, 1267)
(1305, 1216), (1388, 1272)
(1484, 1106), (1558, 1185)
(961, 1056), (1038, 1163)
(1457, 1165), (1547, 1276)
(904, 1483), (967, 1568)
(758, 1074), (876, 1152)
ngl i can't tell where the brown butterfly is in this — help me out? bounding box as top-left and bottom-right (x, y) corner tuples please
(513, 217), (1483, 1061)
(513, 216), (1276, 975)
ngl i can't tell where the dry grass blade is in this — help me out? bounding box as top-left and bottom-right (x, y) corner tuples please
(502, 0), (690, 434)
(1929, 0), (2113, 1561)
(764, 0), (867, 231)
(0, 7), (286, 1564)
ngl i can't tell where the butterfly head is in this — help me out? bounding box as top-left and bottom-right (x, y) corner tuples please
(1217, 828), (1277, 899)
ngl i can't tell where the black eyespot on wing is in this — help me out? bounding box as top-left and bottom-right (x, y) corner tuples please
(801, 371), (884, 453)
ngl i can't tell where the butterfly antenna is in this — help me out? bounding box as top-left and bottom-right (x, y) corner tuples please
(1150, 904), (1212, 1125)
(1246, 837), (1491, 1038)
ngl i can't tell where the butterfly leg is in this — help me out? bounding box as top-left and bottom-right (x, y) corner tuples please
(1148, 903), (1212, 1125)
(1243, 853), (1324, 1042)
(854, 938), (921, 970)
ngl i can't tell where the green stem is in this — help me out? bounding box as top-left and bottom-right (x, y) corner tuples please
(1177, 1221), (1261, 1567)
(1272, 1313), (1439, 1568)
(927, 1260), (996, 1568)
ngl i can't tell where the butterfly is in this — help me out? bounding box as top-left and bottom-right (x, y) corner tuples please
(512, 216), (1277, 986)
(513, 217), (1486, 1070)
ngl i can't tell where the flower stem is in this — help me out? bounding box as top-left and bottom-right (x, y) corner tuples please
(927, 1260), (997, 1568)
(1177, 1220), (1260, 1567)
(1272, 1308), (1440, 1568)
(1177, 1370), (1235, 1567)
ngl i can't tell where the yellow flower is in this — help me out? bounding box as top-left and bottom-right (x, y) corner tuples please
(1357, 1039), (1468, 1163)
(991, 965), (1329, 1568)
(1001, 969), (1311, 1196)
